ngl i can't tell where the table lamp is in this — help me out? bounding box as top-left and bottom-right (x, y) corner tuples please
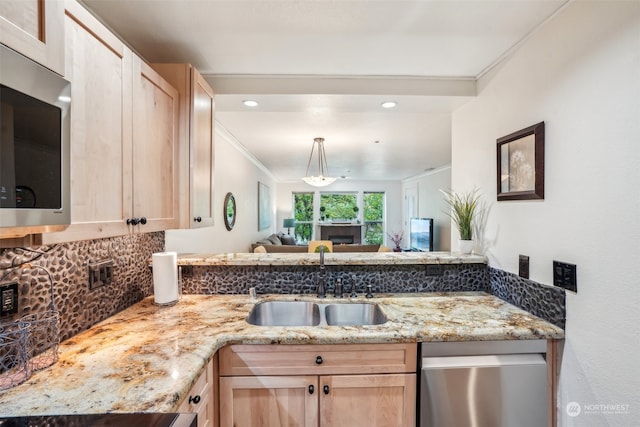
(283, 218), (296, 234)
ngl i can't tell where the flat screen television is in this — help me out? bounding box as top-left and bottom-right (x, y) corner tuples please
(409, 218), (433, 252)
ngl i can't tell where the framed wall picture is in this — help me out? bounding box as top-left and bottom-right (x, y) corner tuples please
(496, 121), (545, 201)
(258, 181), (271, 230)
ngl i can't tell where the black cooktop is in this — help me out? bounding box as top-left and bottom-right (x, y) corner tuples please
(0, 413), (193, 427)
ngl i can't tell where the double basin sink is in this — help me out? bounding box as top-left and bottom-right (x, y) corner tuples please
(247, 301), (387, 327)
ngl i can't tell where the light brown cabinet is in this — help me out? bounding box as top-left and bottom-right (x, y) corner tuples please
(43, 0), (178, 244)
(179, 357), (216, 427)
(219, 343), (416, 427)
(0, 0), (65, 75)
(131, 57), (179, 231)
(151, 63), (215, 228)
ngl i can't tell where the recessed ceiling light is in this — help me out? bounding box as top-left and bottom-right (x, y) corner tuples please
(243, 100), (259, 107)
(381, 101), (397, 109)
(374, 140), (380, 144)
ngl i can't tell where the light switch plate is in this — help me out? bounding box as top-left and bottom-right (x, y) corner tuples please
(519, 255), (530, 279)
(1, 282), (19, 317)
(88, 259), (114, 290)
(553, 260), (577, 292)
(425, 264), (444, 276)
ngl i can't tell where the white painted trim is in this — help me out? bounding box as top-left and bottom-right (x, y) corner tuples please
(215, 121), (277, 180)
(206, 74), (476, 97)
(402, 164), (451, 183)
(476, 0), (573, 80)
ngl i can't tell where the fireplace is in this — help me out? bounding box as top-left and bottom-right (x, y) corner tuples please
(329, 235), (354, 245)
(319, 224), (362, 244)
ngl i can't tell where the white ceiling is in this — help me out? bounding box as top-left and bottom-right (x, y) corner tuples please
(81, 0), (567, 182)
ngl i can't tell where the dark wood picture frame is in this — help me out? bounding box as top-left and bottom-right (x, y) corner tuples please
(496, 121), (545, 201)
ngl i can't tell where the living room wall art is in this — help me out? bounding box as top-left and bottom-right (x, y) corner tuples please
(258, 181), (270, 230)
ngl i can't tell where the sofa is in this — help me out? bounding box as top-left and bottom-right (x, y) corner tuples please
(250, 233), (381, 253)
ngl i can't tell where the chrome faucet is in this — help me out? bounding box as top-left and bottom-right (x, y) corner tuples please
(317, 246), (326, 298)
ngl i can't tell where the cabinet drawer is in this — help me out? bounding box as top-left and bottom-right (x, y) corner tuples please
(219, 343), (417, 376)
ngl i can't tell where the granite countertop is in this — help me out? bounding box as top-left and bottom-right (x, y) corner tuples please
(177, 251), (488, 266)
(0, 292), (564, 416)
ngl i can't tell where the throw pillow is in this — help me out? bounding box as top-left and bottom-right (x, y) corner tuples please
(253, 245), (267, 253)
(267, 234), (282, 245)
(280, 234), (296, 245)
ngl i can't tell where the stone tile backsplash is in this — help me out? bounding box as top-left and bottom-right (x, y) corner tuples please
(0, 232), (163, 341)
(489, 267), (566, 329)
(181, 263), (490, 296)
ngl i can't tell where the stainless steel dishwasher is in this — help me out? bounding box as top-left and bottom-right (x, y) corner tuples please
(419, 340), (548, 427)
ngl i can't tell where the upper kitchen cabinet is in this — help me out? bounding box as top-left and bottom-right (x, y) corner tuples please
(43, 1), (178, 243)
(0, 0), (65, 75)
(131, 57), (179, 232)
(152, 63), (215, 228)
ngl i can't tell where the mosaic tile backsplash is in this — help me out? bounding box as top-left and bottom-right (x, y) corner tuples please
(489, 267), (566, 329)
(0, 232), (164, 341)
(181, 263), (490, 295)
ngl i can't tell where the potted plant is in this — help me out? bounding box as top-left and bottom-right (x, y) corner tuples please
(441, 188), (481, 254)
(319, 206), (326, 221)
(387, 230), (404, 252)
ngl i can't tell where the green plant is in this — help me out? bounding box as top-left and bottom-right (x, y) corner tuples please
(441, 188), (481, 241)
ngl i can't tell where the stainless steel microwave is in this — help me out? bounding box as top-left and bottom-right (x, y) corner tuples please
(0, 44), (71, 232)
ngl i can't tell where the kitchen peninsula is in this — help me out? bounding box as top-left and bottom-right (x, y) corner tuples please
(0, 292), (564, 416)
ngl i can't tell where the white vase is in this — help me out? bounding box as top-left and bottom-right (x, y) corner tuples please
(458, 239), (474, 254)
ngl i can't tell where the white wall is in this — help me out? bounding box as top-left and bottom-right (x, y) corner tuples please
(451, 2), (640, 425)
(402, 166), (452, 251)
(165, 125), (277, 253)
(276, 180), (403, 246)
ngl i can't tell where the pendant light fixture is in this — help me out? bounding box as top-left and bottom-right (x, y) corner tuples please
(302, 137), (336, 187)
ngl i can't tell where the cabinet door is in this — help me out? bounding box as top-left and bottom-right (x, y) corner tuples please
(320, 374), (416, 427)
(132, 57), (179, 231)
(0, 0), (64, 75)
(219, 376), (318, 427)
(189, 68), (215, 227)
(179, 358), (214, 427)
(42, 0), (132, 244)
(151, 63), (215, 229)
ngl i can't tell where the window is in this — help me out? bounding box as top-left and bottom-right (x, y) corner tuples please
(292, 191), (384, 244)
(319, 193), (358, 221)
(363, 192), (384, 244)
(293, 192), (313, 242)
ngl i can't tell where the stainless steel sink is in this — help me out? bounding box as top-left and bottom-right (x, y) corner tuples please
(246, 301), (321, 326)
(247, 301), (388, 327)
(324, 303), (387, 326)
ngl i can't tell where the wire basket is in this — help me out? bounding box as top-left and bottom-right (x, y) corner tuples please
(0, 321), (30, 391)
(20, 311), (60, 372)
(0, 263), (61, 391)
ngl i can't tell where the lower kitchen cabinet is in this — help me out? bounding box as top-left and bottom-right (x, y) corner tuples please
(218, 343), (416, 427)
(320, 374), (416, 427)
(179, 356), (216, 427)
(220, 375), (318, 427)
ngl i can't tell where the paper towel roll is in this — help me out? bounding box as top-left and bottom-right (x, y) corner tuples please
(152, 252), (179, 306)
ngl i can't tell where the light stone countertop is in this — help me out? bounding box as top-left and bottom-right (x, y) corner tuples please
(177, 251), (487, 266)
(0, 292), (564, 416)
